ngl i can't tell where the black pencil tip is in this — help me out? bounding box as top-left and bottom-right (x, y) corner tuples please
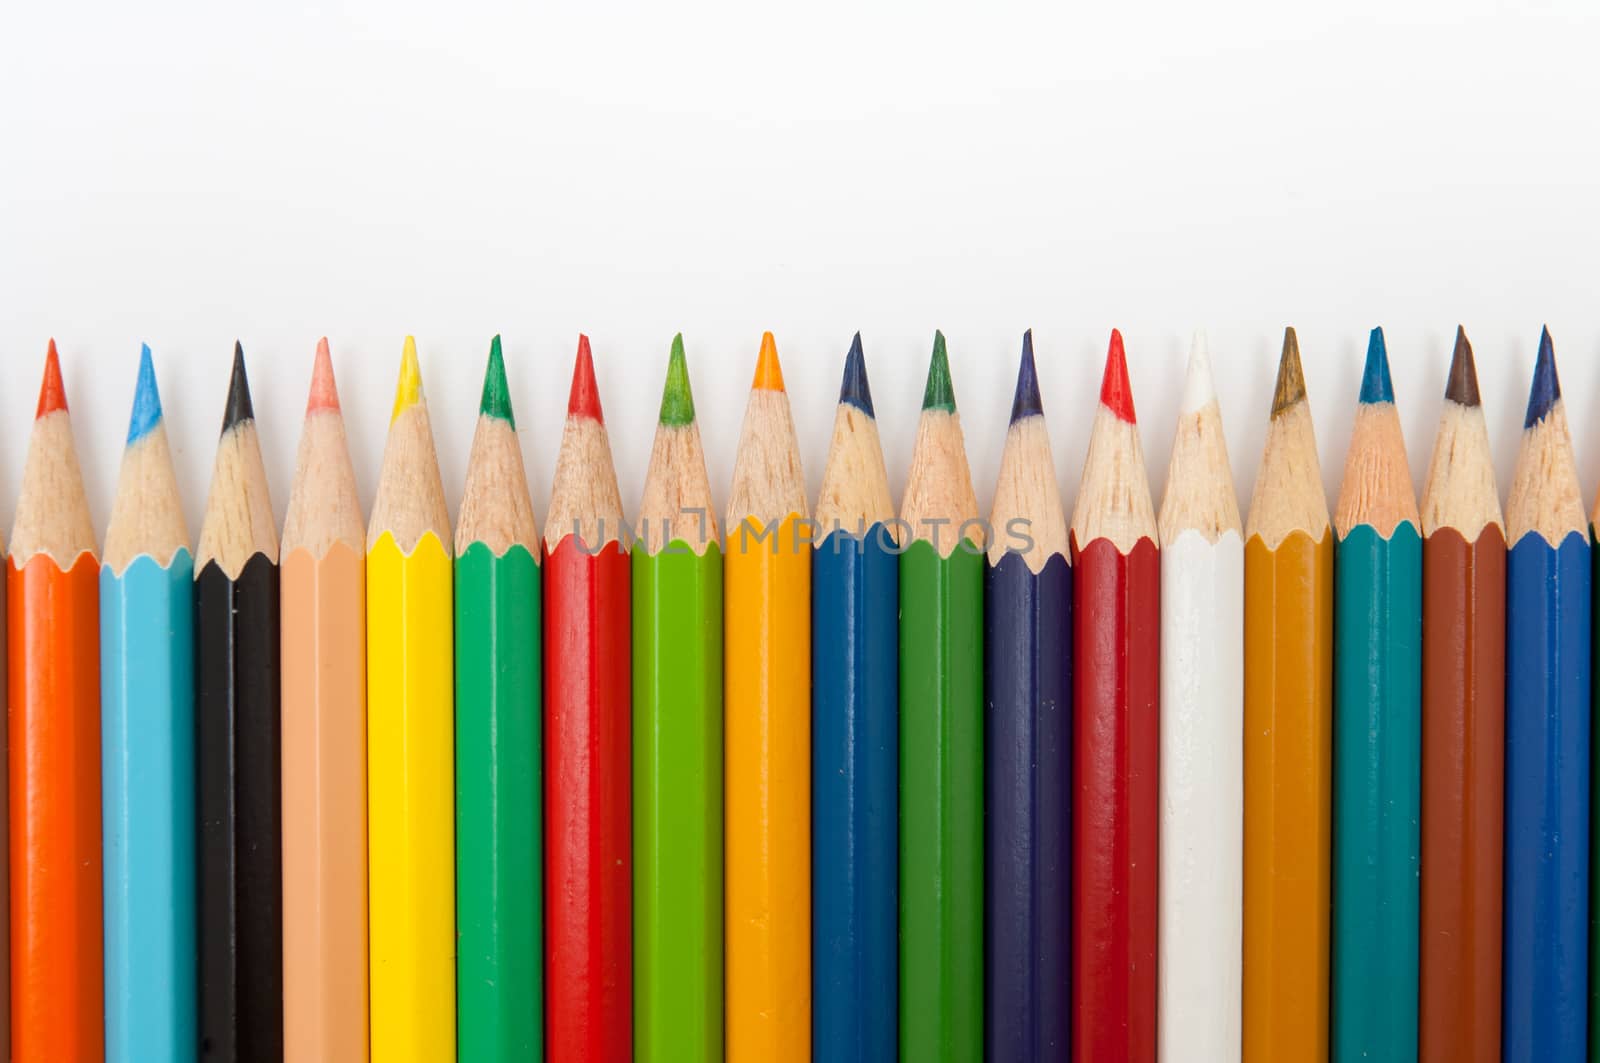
(222, 341), (255, 433)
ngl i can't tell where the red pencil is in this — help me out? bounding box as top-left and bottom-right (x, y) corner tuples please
(543, 335), (632, 1063)
(1070, 329), (1160, 1062)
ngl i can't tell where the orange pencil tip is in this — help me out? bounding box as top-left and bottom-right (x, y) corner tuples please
(752, 331), (785, 391)
(307, 337), (341, 413)
(37, 338), (68, 418)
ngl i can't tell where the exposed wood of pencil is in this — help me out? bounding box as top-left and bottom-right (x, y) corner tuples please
(369, 392), (450, 554)
(103, 421), (188, 573)
(637, 421), (717, 555)
(988, 410), (1067, 569)
(545, 416), (625, 553)
(196, 417), (278, 576)
(282, 403), (364, 559)
(1420, 410), (1502, 544)
(1244, 384), (1329, 549)
(815, 403), (895, 540)
(726, 390), (808, 533)
(1334, 402), (1418, 538)
(1071, 407), (1157, 553)
(1506, 403), (1585, 546)
(1158, 358), (1241, 545)
(902, 409), (980, 555)
(457, 413), (539, 556)
(11, 410), (98, 566)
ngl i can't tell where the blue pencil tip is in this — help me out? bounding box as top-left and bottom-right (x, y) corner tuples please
(839, 331), (875, 417)
(1359, 327), (1394, 404)
(127, 342), (164, 443)
(1525, 325), (1561, 428)
(1009, 329), (1044, 424)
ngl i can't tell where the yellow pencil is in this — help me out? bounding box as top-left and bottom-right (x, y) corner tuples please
(367, 336), (455, 1061)
(725, 331), (811, 1060)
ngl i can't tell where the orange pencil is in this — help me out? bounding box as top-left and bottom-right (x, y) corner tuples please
(8, 341), (103, 1062)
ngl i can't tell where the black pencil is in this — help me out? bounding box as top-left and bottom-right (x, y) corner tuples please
(195, 343), (282, 1061)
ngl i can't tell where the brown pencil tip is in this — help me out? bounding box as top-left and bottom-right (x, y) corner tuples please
(1271, 327), (1306, 417)
(1444, 325), (1480, 407)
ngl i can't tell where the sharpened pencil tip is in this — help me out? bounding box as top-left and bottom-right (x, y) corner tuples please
(1271, 327), (1307, 417)
(752, 331), (785, 392)
(127, 342), (163, 443)
(1009, 329), (1043, 424)
(1180, 329), (1217, 414)
(1524, 325), (1561, 428)
(1444, 325), (1480, 408)
(567, 334), (604, 422)
(838, 331), (875, 417)
(307, 337), (341, 413)
(222, 342), (255, 434)
(922, 330), (956, 412)
(479, 334), (515, 426)
(390, 336), (424, 424)
(37, 338), (67, 418)
(658, 333), (696, 427)
(1359, 327), (1394, 404)
(1099, 329), (1136, 423)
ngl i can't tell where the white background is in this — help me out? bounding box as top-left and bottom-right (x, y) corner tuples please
(3, 1), (1599, 538)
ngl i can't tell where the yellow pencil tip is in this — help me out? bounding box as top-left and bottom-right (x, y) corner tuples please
(392, 335), (424, 422)
(753, 331), (785, 391)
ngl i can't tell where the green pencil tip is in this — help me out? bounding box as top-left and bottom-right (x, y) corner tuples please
(479, 334), (515, 425)
(658, 332), (696, 426)
(921, 329), (956, 412)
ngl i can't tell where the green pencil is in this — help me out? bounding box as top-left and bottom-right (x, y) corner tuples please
(900, 331), (984, 1061)
(633, 334), (724, 1061)
(454, 336), (543, 1061)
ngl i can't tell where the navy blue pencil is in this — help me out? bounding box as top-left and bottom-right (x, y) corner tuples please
(1503, 327), (1590, 1062)
(812, 334), (899, 1060)
(984, 331), (1072, 1059)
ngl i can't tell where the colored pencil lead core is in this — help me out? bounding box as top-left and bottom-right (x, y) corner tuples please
(1009, 329), (1043, 424)
(1359, 327), (1394, 404)
(752, 331), (785, 392)
(1524, 326), (1561, 428)
(922, 330), (956, 412)
(839, 332), (874, 417)
(37, 337), (68, 418)
(391, 335), (425, 423)
(658, 333), (696, 427)
(307, 337), (341, 413)
(480, 334), (515, 426)
(128, 342), (164, 443)
(1444, 326), (1480, 408)
(1271, 327), (1307, 417)
(1180, 329), (1216, 414)
(568, 334), (604, 422)
(223, 341), (255, 433)
(1099, 328), (1136, 423)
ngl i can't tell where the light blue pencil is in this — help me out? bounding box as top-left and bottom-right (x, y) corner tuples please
(99, 344), (196, 1063)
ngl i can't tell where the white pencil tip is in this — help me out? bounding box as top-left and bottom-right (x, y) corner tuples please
(1180, 329), (1217, 414)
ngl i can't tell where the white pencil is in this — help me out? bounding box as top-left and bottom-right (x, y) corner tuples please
(1156, 331), (1244, 1061)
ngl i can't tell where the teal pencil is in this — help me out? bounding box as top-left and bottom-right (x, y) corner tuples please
(99, 345), (195, 1062)
(1331, 328), (1422, 1062)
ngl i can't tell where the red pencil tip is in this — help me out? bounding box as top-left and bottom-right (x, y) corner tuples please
(37, 338), (68, 418)
(568, 333), (604, 422)
(1099, 328), (1136, 423)
(307, 337), (341, 413)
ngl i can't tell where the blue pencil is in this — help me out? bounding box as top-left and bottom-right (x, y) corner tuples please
(984, 331), (1072, 1059)
(99, 345), (196, 1063)
(1503, 327), (1591, 1063)
(812, 333), (899, 1060)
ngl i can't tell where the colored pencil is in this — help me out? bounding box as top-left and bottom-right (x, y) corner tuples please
(899, 330), (983, 1062)
(1242, 328), (1332, 1062)
(1417, 327), (1503, 1063)
(8, 342), (102, 1062)
(456, 336), (543, 1061)
(812, 333), (898, 1061)
(100, 345), (194, 1063)
(725, 331), (811, 1061)
(544, 335), (631, 1063)
(194, 344), (282, 1062)
(367, 336), (455, 1062)
(281, 338), (369, 1062)
(634, 334), (722, 1062)
(1503, 328), (1589, 1061)
(984, 330), (1070, 1061)
(1331, 326), (1422, 1061)
(1156, 331), (1243, 1061)
(1070, 328), (1159, 1062)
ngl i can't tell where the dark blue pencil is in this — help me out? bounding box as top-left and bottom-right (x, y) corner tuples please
(985, 331), (1072, 1059)
(812, 334), (899, 1060)
(1503, 327), (1590, 1062)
